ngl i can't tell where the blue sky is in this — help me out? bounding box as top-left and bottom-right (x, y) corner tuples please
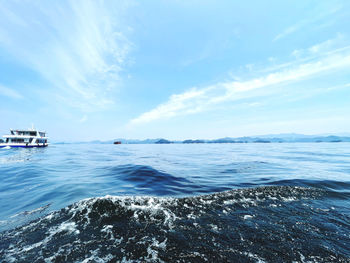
(0, 0), (349, 141)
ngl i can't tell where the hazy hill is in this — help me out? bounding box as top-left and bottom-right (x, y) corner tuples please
(51, 134), (350, 144)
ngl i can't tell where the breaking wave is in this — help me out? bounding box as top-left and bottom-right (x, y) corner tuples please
(1, 186), (350, 262)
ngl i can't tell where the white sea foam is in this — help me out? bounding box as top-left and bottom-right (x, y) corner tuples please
(80, 249), (114, 263)
(145, 238), (167, 263)
(10, 203), (51, 218)
(243, 214), (254, 220)
(49, 221), (80, 235)
(0, 186), (331, 262)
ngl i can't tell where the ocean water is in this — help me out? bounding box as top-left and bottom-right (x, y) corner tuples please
(0, 143), (350, 262)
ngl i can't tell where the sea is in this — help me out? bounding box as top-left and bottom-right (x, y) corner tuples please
(0, 143), (349, 262)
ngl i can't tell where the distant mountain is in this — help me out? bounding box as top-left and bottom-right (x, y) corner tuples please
(183, 139), (205, 143)
(318, 132), (350, 137)
(155, 139), (173, 144)
(209, 137), (237, 143)
(53, 134), (350, 144)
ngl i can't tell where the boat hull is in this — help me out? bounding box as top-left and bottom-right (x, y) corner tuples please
(0, 144), (48, 148)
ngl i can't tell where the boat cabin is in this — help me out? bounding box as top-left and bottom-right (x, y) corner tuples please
(0, 127), (48, 148)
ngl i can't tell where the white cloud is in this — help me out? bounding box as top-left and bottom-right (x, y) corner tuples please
(0, 0), (132, 111)
(130, 42), (350, 125)
(130, 88), (208, 124)
(273, 24), (299, 42)
(272, 5), (341, 42)
(309, 33), (344, 53)
(291, 34), (345, 59)
(0, 84), (23, 99)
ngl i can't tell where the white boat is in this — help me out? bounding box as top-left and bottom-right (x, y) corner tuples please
(0, 126), (48, 148)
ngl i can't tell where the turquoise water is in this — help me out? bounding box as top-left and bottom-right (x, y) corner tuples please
(0, 143), (350, 262)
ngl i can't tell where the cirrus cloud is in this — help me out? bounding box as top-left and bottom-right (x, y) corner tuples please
(130, 40), (350, 125)
(0, 0), (133, 112)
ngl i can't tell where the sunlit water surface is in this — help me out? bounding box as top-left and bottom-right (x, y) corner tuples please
(0, 143), (350, 262)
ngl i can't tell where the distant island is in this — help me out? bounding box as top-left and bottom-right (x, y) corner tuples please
(53, 134), (350, 144)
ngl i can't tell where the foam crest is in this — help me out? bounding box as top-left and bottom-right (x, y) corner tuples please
(1, 186), (349, 263)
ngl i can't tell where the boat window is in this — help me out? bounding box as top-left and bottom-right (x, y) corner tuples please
(6, 138), (9, 143)
(29, 138), (33, 143)
(10, 138), (25, 143)
(30, 131), (37, 136)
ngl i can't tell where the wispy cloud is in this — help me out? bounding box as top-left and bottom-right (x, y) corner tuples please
(130, 40), (350, 125)
(0, 0), (132, 111)
(292, 34), (345, 58)
(273, 5), (341, 42)
(0, 84), (23, 99)
(79, 115), (88, 123)
(273, 24), (300, 42)
(131, 88), (209, 124)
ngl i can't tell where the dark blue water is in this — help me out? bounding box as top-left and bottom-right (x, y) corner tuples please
(0, 143), (350, 262)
